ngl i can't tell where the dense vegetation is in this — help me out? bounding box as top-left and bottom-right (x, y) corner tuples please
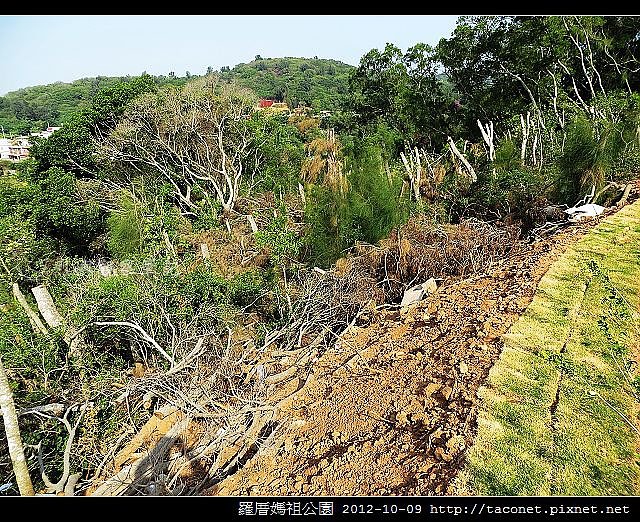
(1, 16), (640, 496)
(0, 58), (352, 136)
(220, 57), (352, 110)
(0, 75), (190, 136)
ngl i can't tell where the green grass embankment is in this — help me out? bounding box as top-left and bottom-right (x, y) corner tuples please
(462, 202), (640, 495)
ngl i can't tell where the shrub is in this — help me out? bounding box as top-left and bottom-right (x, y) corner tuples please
(303, 140), (410, 267)
(255, 204), (302, 268)
(107, 195), (143, 260)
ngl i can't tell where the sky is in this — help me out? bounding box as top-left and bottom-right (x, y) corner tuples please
(0, 15), (459, 95)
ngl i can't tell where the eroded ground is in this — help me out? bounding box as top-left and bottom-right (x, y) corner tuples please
(206, 221), (600, 496)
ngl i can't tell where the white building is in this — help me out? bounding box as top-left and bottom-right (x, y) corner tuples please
(0, 138), (11, 160)
(0, 137), (31, 161)
(30, 126), (62, 139)
(0, 126), (61, 162)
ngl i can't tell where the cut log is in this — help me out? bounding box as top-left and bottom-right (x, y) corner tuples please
(616, 183), (633, 207)
(247, 215), (258, 233)
(31, 285), (64, 328)
(0, 356), (35, 496)
(447, 137), (477, 182)
(91, 413), (190, 496)
(12, 283), (48, 335)
(32, 285), (85, 358)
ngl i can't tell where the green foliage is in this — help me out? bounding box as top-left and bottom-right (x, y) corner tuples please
(106, 186), (191, 261)
(0, 74), (191, 137)
(0, 167), (105, 280)
(248, 113), (306, 193)
(192, 197), (222, 232)
(345, 43), (461, 150)
(0, 166), (104, 280)
(255, 204), (302, 267)
(0, 159), (14, 174)
(107, 195), (143, 260)
(494, 139), (522, 174)
(34, 168), (105, 251)
(182, 265), (270, 311)
(556, 110), (632, 203)
(219, 57), (352, 110)
(304, 140), (410, 266)
(30, 75), (159, 177)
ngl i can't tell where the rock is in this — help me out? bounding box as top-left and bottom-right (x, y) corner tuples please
(425, 382), (441, 397)
(395, 411), (410, 426)
(446, 435), (466, 455)
(418, 462), (433, 473)
(440, 385), (453, 401)
(421, 278), (438, 294)
(434, 447), (453, 462)
(564, 203), (605, 221)
(459, 361), (468, 375)
(400, 287), (424, 308)
(400, 278), (438, 308)
(132, 362), (146, 378)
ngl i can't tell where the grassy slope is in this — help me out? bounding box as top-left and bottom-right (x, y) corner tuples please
(461, 202), (640, 495)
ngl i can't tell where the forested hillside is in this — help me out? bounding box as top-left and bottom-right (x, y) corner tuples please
(0, 75), (190, 136)
(1, 16), (640, 497)
(0, 57), (352, 136)
(219, 57), (352, 110)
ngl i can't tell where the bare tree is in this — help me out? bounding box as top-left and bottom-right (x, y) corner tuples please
(98, 76), (260, 215)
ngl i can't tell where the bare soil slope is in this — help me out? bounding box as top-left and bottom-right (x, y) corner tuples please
(207, 221), (601, 496)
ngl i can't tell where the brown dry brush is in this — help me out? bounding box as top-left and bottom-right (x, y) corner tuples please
(335, 216), (522, 304)
(81, 215), (522, 495)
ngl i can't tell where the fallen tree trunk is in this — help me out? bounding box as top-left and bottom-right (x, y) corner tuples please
(12, 283), (48, 335)
(0, 356), (35, 496)
(91, 414), (190, 496)
(31, 285), (64, 328)
(617, 182), (633, 207)
(31, 285), (85, 358)
(447, 136), (477, 183)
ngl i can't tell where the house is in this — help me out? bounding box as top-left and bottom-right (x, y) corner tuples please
(0, 126), (61, 162)
(0, 137), (30, 161)
(7, 137), (31, 161)
(30, 126), (62, 139)
(0, 138), (10, 160)
(256, 99), (290, 115)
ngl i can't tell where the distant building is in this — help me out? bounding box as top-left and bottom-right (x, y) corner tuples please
(0, 138), (10, 160)
(0, 126), (61, 162)
(7, 137), (31, 161)
(256, 99), (290, 116)
(30, 126), (62, 139)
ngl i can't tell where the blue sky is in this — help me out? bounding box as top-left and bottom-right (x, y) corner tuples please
(0, 15), (459, 95)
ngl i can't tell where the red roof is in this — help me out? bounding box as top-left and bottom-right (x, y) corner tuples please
(259, 99), (275, 108)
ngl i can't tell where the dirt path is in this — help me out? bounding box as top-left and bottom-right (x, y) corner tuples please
(204, 220), (606, 496)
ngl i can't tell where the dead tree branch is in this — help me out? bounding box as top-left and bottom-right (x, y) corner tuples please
(94, 321), (176, 367)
